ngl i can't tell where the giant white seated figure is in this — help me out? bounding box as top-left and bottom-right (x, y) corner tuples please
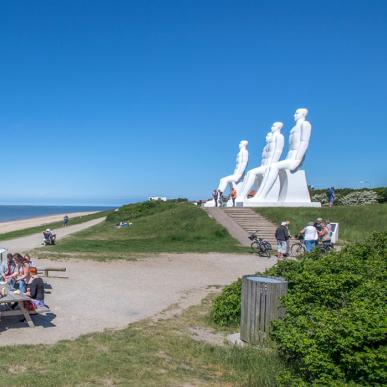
(237, 122), (284, 201)
(252, 108), (315, 204)
(204, 140), (248, 207)
(218, 140), (249, 193)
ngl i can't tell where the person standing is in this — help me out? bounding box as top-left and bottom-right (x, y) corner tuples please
(327, 187), (335, 207)
(275, 221), (290, 260)
(300, 222), (318, 252)
(212, 189), (218, 207)
(63, 214), (69, 227)
(230, 187), (237, 207)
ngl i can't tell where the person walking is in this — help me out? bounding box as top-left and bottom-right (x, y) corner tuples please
(63, 214), (69, 227)
(275, 221), (290, 260)
(327, 187), (335, 207)
(230, 187), (237, 207)
(300, 222), (318, 252)
(212, 189), (218, 207)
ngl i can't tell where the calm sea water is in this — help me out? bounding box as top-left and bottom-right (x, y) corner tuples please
(0, 205), (115, 223)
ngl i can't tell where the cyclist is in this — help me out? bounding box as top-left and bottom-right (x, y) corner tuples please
(300, 222), (318, 252)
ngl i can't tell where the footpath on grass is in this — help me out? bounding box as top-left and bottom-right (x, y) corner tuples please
(0, 217), (106, 252)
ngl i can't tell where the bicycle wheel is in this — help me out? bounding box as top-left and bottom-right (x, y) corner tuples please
(250, 241), (259, 254)
(291, 243), (305, 257)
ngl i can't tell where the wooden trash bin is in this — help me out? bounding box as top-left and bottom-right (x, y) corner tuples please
(240, 275), (288, 345)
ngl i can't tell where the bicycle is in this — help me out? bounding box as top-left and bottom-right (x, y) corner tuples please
(290, 234), (306, 257)
(290, 234), (335, 257)
(248, 232), (272, 257)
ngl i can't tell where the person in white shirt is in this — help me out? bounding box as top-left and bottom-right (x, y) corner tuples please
(300, 222), (318, 252)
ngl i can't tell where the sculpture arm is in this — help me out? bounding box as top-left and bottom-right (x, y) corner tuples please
(267, 134), (284, 165)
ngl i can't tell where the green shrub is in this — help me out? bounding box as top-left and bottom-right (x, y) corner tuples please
(211, 278), (242, 327)
(211, 233), (387, 385)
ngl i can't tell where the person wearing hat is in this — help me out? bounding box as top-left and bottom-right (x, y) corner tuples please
(300, 222), (318, 252)
(275, 221), (290, 260)
(314, 218), (323, 233)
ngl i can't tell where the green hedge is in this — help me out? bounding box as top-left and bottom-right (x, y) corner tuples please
(211, 232), (387, 385)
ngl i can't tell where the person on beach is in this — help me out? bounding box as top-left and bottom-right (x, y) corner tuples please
(275, 221), (290, 260)
(230, 187), (237, 207)
(26, 267), (46, 309)
(300, 222), (318, 252)
(63, 214), (69, 227)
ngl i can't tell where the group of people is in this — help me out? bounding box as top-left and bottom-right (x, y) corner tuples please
(0, 253), (46, 309)
(275, 217), (333, 259)
(212, 187), (238, 207)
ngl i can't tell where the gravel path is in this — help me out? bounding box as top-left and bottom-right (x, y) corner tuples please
(0, 253), (277, 346)
(0, 217), (106, 253)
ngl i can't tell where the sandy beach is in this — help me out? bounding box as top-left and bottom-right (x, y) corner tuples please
(0, 211), (99, 234)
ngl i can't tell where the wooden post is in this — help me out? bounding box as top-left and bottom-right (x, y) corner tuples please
(240, 275), (288, 345)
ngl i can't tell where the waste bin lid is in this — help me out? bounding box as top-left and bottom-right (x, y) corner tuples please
(246, 276), (284, 284)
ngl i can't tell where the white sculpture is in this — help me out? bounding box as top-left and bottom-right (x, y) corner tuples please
(204, 140), (249, 207)
(218, 140), (249, 193)
(248, 108), (318, 206)
(238, 122), (284, 201)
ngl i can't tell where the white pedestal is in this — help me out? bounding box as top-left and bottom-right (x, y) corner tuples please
(239, 170), (321, 208)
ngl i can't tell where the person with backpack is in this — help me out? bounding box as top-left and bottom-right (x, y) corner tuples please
(275, 221), (290, 260)
(212, 189), (218, 207)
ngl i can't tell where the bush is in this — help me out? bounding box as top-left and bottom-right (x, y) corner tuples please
(211, 233), (387, 385)
(311, 192), (329, 206)
(211, 278), (242, 327)
(338, 190), (379, 206)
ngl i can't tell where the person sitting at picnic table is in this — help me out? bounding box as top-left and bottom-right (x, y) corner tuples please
(0, 253), (16, 284)
(11, 253), (28, 293)
(25, 267), (46, 309)
(300, 222), (318, 252)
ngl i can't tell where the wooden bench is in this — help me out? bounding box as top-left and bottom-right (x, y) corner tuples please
(37, 267), (67, 278)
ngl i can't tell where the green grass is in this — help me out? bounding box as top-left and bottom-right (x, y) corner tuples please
(0, 295), (284, 386)
(34, 201), (246, 259)
(256, 204), (387, 243)
(0, 211), (112, 242)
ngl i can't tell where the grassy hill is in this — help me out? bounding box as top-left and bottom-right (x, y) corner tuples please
(39, 201), (246, 259)
(256, 204), (387, 243)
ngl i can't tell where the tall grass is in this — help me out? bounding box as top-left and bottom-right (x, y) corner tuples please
(47, 201), (245, 256)
(256, 204), (387, 242)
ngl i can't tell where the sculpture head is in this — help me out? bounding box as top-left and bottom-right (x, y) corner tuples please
(271, 122), (283, 133)
(294, 108), (308, 121)
(265, 132), (273, 142)
(239, 140), (248, 149)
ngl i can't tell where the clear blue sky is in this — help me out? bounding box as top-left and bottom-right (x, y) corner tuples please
(1, 0), (386, 205)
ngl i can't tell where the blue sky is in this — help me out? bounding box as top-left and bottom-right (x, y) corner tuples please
(0, 0), (386, 205)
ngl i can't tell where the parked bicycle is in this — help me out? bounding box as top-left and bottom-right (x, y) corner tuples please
(248, 232), (272, 257)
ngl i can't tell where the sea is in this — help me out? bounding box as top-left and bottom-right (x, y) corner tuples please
(0, 205), (115, 223)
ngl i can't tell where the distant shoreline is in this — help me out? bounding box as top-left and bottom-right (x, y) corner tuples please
(0, 211), (102, 234)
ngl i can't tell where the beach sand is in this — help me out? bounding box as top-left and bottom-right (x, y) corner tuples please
(0, 211), (98, 234)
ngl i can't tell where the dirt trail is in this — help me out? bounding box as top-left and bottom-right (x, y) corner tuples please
(0, 253), (276, 346)
(0, 217), (105, 253)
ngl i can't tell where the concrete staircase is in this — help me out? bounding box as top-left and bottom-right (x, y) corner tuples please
(222, 208), (278, 247)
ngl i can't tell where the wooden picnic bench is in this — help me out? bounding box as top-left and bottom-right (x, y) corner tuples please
(0, 291), (51, 328)
(37, 267), (67, 278)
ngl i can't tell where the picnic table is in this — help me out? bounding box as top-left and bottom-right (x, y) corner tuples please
(0, 291), (35, 327)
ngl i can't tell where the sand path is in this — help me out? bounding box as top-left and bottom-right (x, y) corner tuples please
(0, 217), (106, 252)
(0, 211), (99, 234)
(0, 253), (276, 346)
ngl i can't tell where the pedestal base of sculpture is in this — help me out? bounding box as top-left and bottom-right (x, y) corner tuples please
(204, 200), (216, 208)
(237, 170), (321, 207)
